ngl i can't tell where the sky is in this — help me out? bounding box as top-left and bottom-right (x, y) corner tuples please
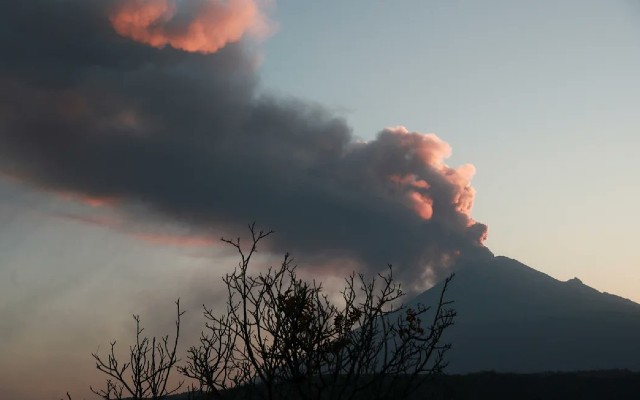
(0, 1), (639, 399)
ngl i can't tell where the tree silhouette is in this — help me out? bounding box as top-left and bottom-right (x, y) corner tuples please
(73, 224), (455, 400)
(181, 224), (456, 400)
(89, 300), (185, 400)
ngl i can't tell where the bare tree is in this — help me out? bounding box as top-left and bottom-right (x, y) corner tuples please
(72, 224), (454, 400)
(181, 224), (456, 400)
(90, 300), (185, 400)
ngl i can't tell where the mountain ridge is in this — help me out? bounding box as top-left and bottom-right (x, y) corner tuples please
(410, 255), (640, 373)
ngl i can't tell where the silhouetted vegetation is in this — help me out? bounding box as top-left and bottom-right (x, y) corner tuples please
(166, 370), (640, 400)
(89, 301), (185, 400)
(179, 224), (455, 400)
(71, 224), (456, 400)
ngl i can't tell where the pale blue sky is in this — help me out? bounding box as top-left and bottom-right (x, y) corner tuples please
(0, 1), (639, 399)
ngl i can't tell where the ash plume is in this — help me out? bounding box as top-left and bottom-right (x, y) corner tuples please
(109, 0), (269, 53)
(0, 0), (489, 285)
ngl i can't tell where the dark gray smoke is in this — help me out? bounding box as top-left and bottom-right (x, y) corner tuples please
(0, 0), (489, 285)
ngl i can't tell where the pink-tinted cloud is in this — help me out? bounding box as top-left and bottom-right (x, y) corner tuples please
(55, 191), (118, 208)
(377, 127), (486, 243)
(1, 171), (117, 208)
(54, 212), (216, 249)
(109, 0), (269, 53)
(408, 191), (434, 220)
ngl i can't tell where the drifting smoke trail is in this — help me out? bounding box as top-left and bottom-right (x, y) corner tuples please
(0, 0), (489, 285)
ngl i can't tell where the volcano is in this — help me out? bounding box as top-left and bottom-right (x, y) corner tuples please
(411, 255), (640, 373)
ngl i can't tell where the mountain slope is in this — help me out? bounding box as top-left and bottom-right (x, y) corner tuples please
(410, 256), (640, 373)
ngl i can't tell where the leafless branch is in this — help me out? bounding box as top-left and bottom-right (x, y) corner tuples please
(90, 300), (185, 400)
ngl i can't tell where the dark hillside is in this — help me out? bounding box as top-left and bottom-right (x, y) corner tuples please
(411, 256), (640, 373)
(428, 370), (640, 400)
(169, 370), (640, 400)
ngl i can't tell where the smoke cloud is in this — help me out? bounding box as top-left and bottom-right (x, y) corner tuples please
(109, 0), (269, 53)
(0, 0), (489, 284)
